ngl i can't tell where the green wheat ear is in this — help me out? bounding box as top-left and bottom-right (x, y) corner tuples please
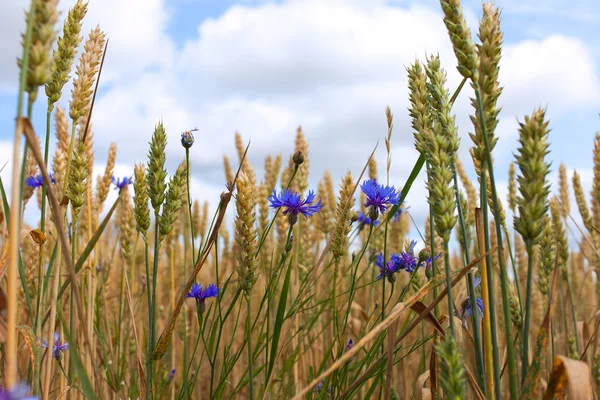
(436, 335), (466, 400)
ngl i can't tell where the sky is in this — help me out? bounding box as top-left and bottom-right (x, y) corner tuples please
(0, 0), (599, 241)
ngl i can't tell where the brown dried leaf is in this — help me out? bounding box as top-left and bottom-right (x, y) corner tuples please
(415, 371), (430, 400)
(543, 356), (592, 400)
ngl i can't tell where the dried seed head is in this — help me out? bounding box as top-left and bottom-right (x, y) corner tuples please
(572, 170), (593, 234)
(317, 175), (334, 236)
(455, 157), (477, 226)
(331, 171), (355, 260)
(223, 155), (234, 185)
(95, 142), (117, 215)
(147, 121), (168, 212)
(439, 0), (479, 82)
(550, 198), (569, 275)
(159, 162), (187, 237)
(509, 284), (522, 330)
(513, 108), (551, 245)
(234, 172), (259, 293)
(69, 26), (106, 123)
(51, 105), (70, 194)
(593, 133), (600, 205)
(266, 154), (282, 194)
(508, 162), (517, 212)
(200, 202), (209, 239)
(117, 186), (135, 261)
(558, 163), (570, 218)
(21, 0), (59, 105)
(45, 0), (88, 110)
(66, 140), (88, 220)
(133, 163), (150, 236)
(192, 200), (201, 239)
(294, 126), (309, 193)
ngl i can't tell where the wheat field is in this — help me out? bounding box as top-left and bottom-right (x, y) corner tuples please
(0, 0), (598, 399)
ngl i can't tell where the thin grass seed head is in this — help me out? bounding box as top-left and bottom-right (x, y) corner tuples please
(234, 172), (259, 294)
(223, 155), (234, 184)
(573, 170), (593, 233)
(69, 26), (106, 122)
(147, 121), (168, 213)
(537, 216), (554, 296)
(159, 162), (187, 237)
(21, 0), (59, 104)
(550, 198), (569, 277)
(558, 163), (570, 218)
(509, 284), (523, 329)
(45, 0), (88, 110)
(95, 142), (117, 215)
(192, 200), (201, 239)
(439, 0), (479, 82)
(331, 171), (355, 260)
(514, 108), (551, 245)
(133, 163), (150, 236)
(66, 140), (88, 220)
(508, 162), (517, 212)
(294, 126), (309, 194)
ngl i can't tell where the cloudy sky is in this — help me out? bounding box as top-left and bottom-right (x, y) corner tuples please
(1, 0), (599, 236)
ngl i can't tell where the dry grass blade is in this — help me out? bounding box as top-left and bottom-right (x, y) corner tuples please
(415, 371), (430, 400)
(20, 116), (95, 366)
(542, 356), (592, 399)
(0, 229), (45, 280)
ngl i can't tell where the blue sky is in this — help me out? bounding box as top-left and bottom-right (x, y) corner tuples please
(1, 0), (599, 235)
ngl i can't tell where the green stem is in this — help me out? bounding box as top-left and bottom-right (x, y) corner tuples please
(475, 87), (518, 400)
(247, 295), (255, 400)
(443, 242), (455, 337)
(522, 244), (534, 382)
(452, 163), (486, 395)
(564, 269), (580, 354)
(429, 205), (439, 318)
(185, 149), (196, 263)
(480, 172), (502, 400)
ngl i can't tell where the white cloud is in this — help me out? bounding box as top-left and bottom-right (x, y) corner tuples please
(2, 0), (600, 238)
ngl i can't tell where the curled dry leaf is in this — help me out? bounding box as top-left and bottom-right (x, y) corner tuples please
(543, 356), (591, 400)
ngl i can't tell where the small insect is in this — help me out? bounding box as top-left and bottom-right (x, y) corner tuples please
(181, 127), (199, 149)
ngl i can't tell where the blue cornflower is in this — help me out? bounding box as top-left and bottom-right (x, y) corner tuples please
(360, 179), (400, 218)
(345, 339), (353, 352)
(357, 212), (378, 227)
(112, 176), (132, 190)
(187, 283), (219, 313)
(167, 369), (176, 383)
(0, 383), (37, 400)
(459, 277), (484, 326)
(181, 128), (197, 149)
(268, 189), (322, 225)
(25, 174), (55, 188)
(422, 252), (442, 279)
(398, 240), (418, 273)
(375, 252), (402, 282)
(41, 332), (69, 361)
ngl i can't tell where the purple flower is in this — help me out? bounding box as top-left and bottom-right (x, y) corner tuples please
(357, 212), (378, 227)
(112, 176), (132, 190)
(25, 174), (55, 188)
(268, 189), (322, 224)
(167, 369), (176, 383)
(398, 240), (418, 273)
(375, 252), (402, 282)
(41, 332), (69, 361)
(360, 179), (399, 216)
(345, 339), (353, 352)
(461, 298), (484, 322)
(181, 128), (197, 149)
(0, 383), (37, 400)
(187, 283), (219, 302)
(422, 252), (442, 278)
(187, 283), (219, 313)
(313, 380), (325, 393)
